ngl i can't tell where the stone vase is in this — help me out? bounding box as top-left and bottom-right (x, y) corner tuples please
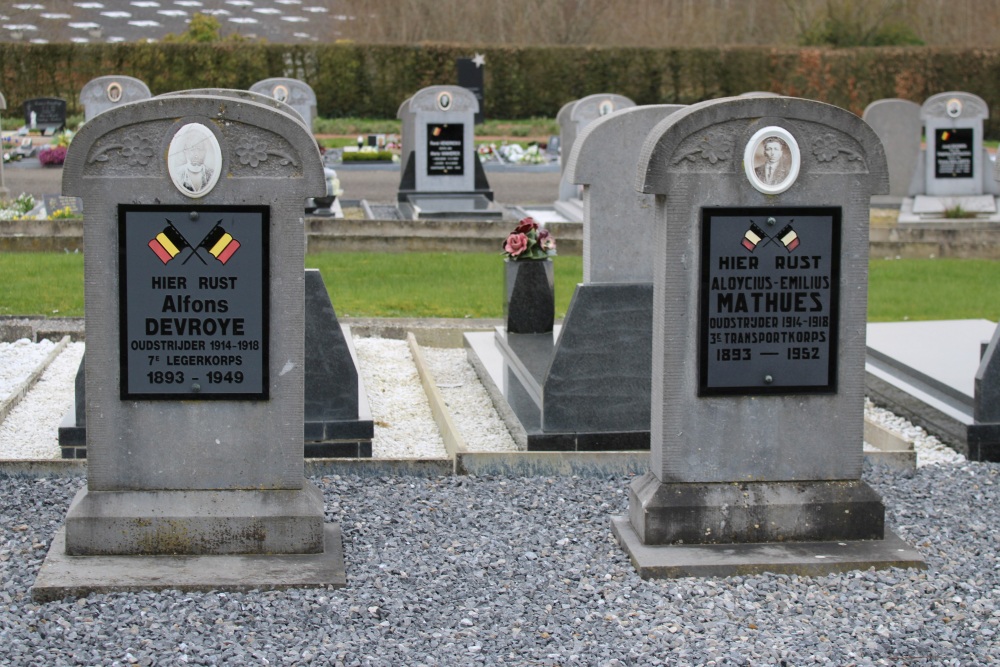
(504, 258), (554, 334)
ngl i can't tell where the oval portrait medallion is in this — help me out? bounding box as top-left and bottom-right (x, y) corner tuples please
(437, 91), (452, 111)
(106, 82), (123, 103)
(744, 126), (800, 195)
(168, 123), (222, 199)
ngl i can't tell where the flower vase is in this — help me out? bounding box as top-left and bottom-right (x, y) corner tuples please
(504, 258), (554, 334)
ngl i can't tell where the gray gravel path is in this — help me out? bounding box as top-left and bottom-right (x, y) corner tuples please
(2, 460), (999, 665)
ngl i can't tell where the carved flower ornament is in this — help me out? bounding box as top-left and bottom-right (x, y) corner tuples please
(672, 131), (731, 165)
(235, 139), (298, 168)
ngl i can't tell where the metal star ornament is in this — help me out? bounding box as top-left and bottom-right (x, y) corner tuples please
(472, 53), (486, 68)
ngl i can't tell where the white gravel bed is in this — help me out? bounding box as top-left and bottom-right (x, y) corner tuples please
(0, 338), (60, 403)
(420, 345), (520, 452)
(0, 342), (83, 460)
(352, 336), (447, 459)
(0, 337), (976, 467)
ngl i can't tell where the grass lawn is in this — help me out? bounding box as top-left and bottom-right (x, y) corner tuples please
(0, 253), (997, 323)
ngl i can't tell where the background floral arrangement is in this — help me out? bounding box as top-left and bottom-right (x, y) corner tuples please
(502, 216), (556, 261)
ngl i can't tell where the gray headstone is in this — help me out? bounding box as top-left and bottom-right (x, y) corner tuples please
(920, 91), (988, 196)
(557, 94), (635, 202)
(863, 98), (921, 199)
(614, 96), (922, 576)
(250, 78), (318, 130)
(52, 90), (334, 573)
(405, 85), (479, 194)
(80, 75), (152, 122)
(566, 104), (684, 284)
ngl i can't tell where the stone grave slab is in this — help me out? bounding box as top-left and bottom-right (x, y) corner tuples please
(80, 75), (151, 121)
(467, 105), (682, 451)
(865, 319), (1000, 461)
(32, 89), (344, 599)
(615, 95), (924, 577)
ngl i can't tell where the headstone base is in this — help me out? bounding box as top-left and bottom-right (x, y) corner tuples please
(552, 197), (583, 223)
(31, 523), (345, 602)
(398, 194), (504, 220)
(628, 473), (885, 545)
(64, 483), (326, 556)
(611, 516), (925, 579)
(898, 196), (1000, 223)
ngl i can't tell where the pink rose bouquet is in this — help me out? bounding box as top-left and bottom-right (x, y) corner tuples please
(502, 216), (556, 261)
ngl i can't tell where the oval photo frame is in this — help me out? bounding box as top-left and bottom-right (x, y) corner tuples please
(744, 126), (800, 195)
(437, 91), (452, 111)
(168, 122), (222, 199)
(106, 82), (123, 103)
(272, 84), (289, 103)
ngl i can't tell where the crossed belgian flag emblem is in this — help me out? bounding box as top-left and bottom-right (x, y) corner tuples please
(148, 220), (240, 265)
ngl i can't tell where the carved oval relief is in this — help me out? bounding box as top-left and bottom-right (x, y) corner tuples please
(168, 123), (222, 199)
(744, 126), (800, 195)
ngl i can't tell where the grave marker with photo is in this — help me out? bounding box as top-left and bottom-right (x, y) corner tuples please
(33, 90), (345, 600)
(250, 78), (318, 129)
(612, 96), (925, 577)
(22, 97), (66, 135)
(80, 75), (151, 121)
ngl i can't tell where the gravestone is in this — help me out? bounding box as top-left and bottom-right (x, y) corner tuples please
(0, 91), (6, 197)
(80, 75), (152, 121)
(555, 94), (636, 220)
(57, 89), (373, 459)
(466, 105), (683, 450)
(32, 90), (345, 600)
(971, 324), (1000, 460)
(22, 97), (66, 135)
(611, 96), (924, 577)
(899, 91), (1000, 221)
(250, 78), (318, 129)
(43, 194), (83, 216)
(862, 98), (921, 202)
(456, 55), (485, 125)
(396, 85), (501, 219)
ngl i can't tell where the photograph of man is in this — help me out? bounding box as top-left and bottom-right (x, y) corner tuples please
(754, 136), (791, 186)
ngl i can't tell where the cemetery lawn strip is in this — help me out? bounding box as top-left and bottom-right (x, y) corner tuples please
(868, 258), (1000, 322)
(1, 254), (997, 321)
(307, 252), (581, 318)
(0, 252), (84, 317)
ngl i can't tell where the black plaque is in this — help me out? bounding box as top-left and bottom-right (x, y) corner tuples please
(22, 98), (66, 130)
(426, 123), (464, 176)
(456, 58), (484, 124)
(699, 207), (840, 396)
(43, 195), (83, 216)
(119, 205), (269, 400)
(934, 127), (973, 179)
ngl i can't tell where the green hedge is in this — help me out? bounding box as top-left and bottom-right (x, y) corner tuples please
(5, 43), (1000, 137)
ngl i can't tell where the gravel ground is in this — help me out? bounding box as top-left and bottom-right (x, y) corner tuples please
(0, 339), (997, 664)
(0, 462), (998, 665)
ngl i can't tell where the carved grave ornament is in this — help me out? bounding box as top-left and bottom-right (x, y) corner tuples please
(168, 123), (222, 198)
(744, 126), (800, 195)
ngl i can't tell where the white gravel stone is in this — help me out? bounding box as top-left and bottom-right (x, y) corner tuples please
(0, 338), (977, 467)
(0, 338), (59, 402)
(353, 337), (447, 459)
(0, 342), (83, 459)
(419, 345), (520, 453)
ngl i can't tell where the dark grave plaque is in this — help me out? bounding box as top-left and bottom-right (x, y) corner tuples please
(22, 98), (66, 130)
(426, 123), (464, 176)
(118, 205), (269, 400)
(934, 127), (973, 178)
(456, 58), (484, 124)
(699, 207), (840, 395)
(43, 195), (83, 216)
